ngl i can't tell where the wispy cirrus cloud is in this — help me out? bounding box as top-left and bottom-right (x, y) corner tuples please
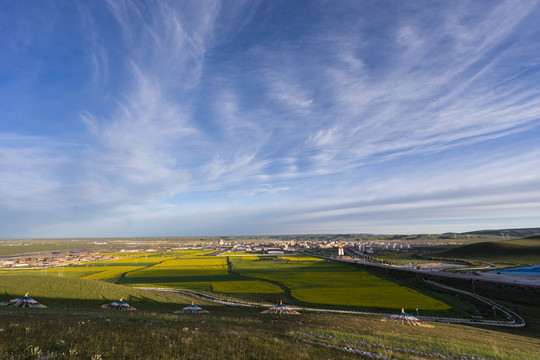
(1, 0), (540, 237)
(238, 1), (540, 179)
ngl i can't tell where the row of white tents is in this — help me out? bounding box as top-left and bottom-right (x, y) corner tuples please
(100, 298), (211, 313)
(1, 294), (433, 326)
(0, 294), (298, 315)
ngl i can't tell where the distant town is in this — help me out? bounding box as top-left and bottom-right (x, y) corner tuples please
(0, 237), (465, 269)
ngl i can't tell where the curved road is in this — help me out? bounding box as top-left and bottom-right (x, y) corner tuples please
(136, 283), (525, 327)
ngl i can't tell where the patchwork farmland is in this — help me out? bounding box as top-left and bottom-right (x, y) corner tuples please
(0, 250), (468, 314)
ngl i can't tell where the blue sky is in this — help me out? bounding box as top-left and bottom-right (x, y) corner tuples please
(1, 0), (540, 238)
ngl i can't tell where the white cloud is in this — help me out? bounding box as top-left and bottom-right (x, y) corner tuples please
(271, 1), (540, 178)
(0, 134), (68, 211)
(2, 1), (540, 237)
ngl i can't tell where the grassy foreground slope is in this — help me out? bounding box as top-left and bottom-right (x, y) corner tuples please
(1, 299), (539, 359)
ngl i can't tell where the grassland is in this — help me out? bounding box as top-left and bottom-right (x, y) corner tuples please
(0, 267), (103, 278)
(0, 275), (538, 360)
(112, 253), (453, 312)
(0, 252), (466, 313)
(230, 257), (450, 311)
(4, 246), (537, 319)
(0, 239), (111, 256)
(113, 256), (280, 294)
(211, 280), (283, 293)
(0, 237), (222, 255)
(119, 256), (230, 291)
(0, 275), (204, 311)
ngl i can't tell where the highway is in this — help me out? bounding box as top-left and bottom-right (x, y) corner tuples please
(300, 248), (540, 288)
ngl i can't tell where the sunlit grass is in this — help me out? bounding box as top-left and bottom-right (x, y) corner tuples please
(0, 275), (204, 309)
(231, 257), (450, 310)
(83, 266), (146, 282)
(211, 280), (283, 294)
(3, 253), (449, 311)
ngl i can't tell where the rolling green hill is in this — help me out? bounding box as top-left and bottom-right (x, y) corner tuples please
(462, 228), (540, 238)
(1, 289), (539, 360)
(433, 238), (540, 265)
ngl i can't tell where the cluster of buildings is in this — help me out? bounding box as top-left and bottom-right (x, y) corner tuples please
(218, 237), (465, 258)
(353, 242), (413, 254)
(0, 252), (112, 269)
(222, 239), (292, 254)
(0, 242), (214, 269)
(218, 238), (420, 255)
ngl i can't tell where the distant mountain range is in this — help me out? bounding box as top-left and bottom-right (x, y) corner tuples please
(460, 228), (540, 238)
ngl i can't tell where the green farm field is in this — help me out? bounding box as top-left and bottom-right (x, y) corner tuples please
(2, 250), (531, 319)
(1, 250), (451, 312)
(116, 252), (450, 312)
(0, 267), (103, 278)
(118, 256), (233, 291)
(229, 256), (450, 310)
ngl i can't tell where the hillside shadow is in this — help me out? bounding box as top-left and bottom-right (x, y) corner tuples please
(0, 292), (229, 314)
(119, 274), (238, 284)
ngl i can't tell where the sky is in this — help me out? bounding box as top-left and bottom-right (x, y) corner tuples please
(1, 0), (540, 238)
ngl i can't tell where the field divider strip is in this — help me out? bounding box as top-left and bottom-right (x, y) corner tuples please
(114, 258), (175, 284)
(226, 256), (293, 300)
